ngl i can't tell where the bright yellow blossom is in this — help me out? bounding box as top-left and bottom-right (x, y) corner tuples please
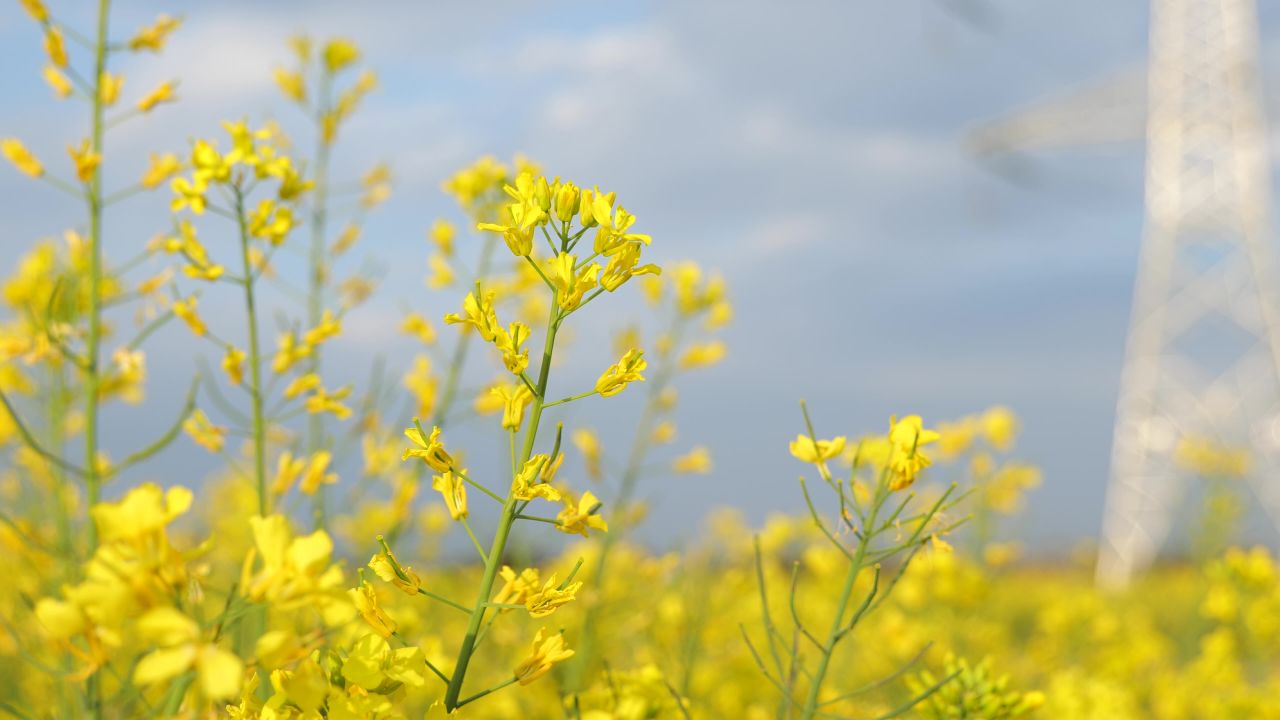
(401, 312), (436, 344)
(304, 384), (353, 419)
(273, 67), (307, 102)
(128, 14), (181, 52)
(68, 140), (101, 184)
(887, 415), (940, 491)
(271, 451), (306, 495)
(183, 409), (226, 453)
(546, 252), (600, 311)
(596, 348), (646, 397)
(430, 218), (456, 255)
(137, 80), (177, 112)
(790, 434), (847, 464)
(369, 549), (422, 596)
(2, 138), (44, 178)
(680, 341), (726, 370)
(512, 455), (562, 502)
(171, 296), (207, 336)
(141, 152), (181, 188)
(493, 383), (534, 431)
(43, 65), (71, 98)
(403, 425), (454, 472)
(44, 26), (66, 68)
(431, 469), (468, 520)
(99, 72), (123, 106)
(133, 607), (243, 699)
(299, 451), (338, 494)
(322, 38), (360, 73)
(673, 446), (713, 474)
(524, 574), (582, 618)
(514, 628), (575, 686)
(223, 346), (245, 385)
(556, 490), (608, 537)
(349, 580), (397, 637)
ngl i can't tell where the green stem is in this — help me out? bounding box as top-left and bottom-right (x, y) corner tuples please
(83, 5), (110, 716)
(235, 187), (269, 515)
(444, 300), (561, 711)
(306, 70), (333, 529)
(799, 485), (884, 720)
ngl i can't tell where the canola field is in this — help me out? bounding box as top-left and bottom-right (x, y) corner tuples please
(1, 3), (1278, 718)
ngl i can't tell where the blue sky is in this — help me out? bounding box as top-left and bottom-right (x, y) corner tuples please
(5, 1), (1280, 552)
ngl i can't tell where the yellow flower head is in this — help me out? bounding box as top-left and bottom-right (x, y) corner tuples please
(223, 346), (245, 386)
(429, 218), (456, 256)
(492, 383), (534, 431)
(349, 580), (397, 638)
(789, 435), (847, 464)
(2, 138), (44, 178)
(403, 425), (454, 473)
(556, 490), (608, 537)
(596, 349), (646, 398)
(44, 26), (67, 68)
(368, 548), (422, 596)
(141, 152), (181, 189)
(273, 67), (306, 103)
(99, 72), (124, 106)
(679, 341), (726, 370)
(887, 415), (940, 491)
(401, 312), (436, 345)
(128, 14), (182, 52)
(137, 80), (178, 113)
(546, 252), (601, 312)
(512, 455), (562, 502)
(182, 408), (226, 453)
(514, 628), (575, 686)
(43, 65), (71, 98)
(299, 451), (338, 495)
(431, 469), (468, 521)
(322, 38), (360, 73)
(672, 446), (713, 475)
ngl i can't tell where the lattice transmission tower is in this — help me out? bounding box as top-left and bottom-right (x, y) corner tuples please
(973, 0), (1280, 587)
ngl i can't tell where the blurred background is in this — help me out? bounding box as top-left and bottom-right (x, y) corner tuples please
(6, 0), (1280, 553)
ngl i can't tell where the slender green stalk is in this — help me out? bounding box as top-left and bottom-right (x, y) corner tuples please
(798, 484), (885, 720)
(83, 0), (111, 552)
(306, 70), (333, 528)
(234, 187), (269, 515)
(444, 298), (562, 711)
(83, 5), (111, 717)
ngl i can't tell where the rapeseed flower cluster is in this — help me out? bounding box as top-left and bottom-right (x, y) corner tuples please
(5, 4), (1280, 720)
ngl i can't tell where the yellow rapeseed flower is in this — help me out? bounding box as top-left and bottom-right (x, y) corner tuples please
(790, 435), (847, 464)
(137, 80), (177, 112)
(44, 27), (67, 68)
(349, 580), (397, 637)
(2, 138), (44, 178)
(672, 446), (713, 474)
(556, 490), (608, 537)
(99, 72), (124, 106)
(514, 628), (575, 686)
(141, 152), (181, 188)
(43, 65), (71, 98)
(182, 409), (226, 453)
(595, 349), (646, 397)
(403, 425), (453, 472)
(431, 469), (468, 520)
(322, 38), (360, 73)
(128, 14), (181, 52)
(171, 295), (207, 336)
